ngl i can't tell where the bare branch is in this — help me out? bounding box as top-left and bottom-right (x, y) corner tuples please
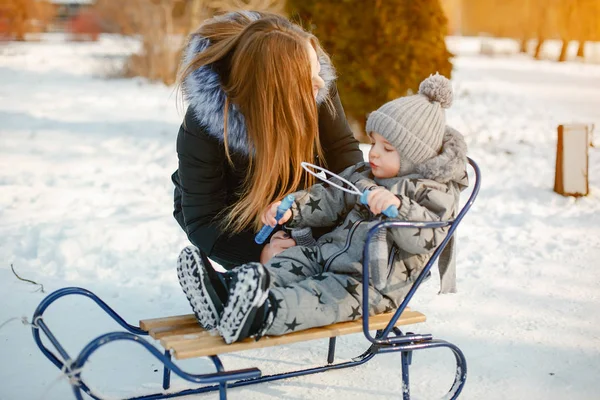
(10, 264), (45, 293)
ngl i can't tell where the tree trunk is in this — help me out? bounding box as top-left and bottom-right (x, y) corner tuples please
(161, 0), (175, 84)
(15, 29), (26, 41)
(534, 38), (545, 59)
(188, 0), (207, 33)
(15, 10), (27, 41)
(350, 115), (370, 144)
(558, 39), (569, 62)
(519, 37), (528, 53)
(576, 41), (585, 58)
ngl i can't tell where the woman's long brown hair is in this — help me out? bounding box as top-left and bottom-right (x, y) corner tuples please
(178, 12), (327, 233)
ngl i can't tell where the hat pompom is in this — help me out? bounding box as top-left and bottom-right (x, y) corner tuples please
(418, 73), (453, 109)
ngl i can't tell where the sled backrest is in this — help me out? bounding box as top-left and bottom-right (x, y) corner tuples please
(361, 158), (481, 345)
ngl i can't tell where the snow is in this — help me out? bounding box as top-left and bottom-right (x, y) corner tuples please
(1, 34), (599, 400)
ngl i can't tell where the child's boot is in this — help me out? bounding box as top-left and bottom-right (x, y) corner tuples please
(217, 263), (275, 344)
(177, 246), (231, 330)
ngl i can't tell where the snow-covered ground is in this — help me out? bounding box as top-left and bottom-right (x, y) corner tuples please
(1, 34), (599, 400)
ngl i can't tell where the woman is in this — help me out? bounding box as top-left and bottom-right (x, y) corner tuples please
(172, 11), (363, 269)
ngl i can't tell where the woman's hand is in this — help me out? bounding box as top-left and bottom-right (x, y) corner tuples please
(367, 188), (401, 216)
(261, 201), (293, 227)
(260, 230), (296, 264)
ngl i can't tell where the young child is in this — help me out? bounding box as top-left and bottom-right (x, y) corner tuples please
(177, 74), (469, 344)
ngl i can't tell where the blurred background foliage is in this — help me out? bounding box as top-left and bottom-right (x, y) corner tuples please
(92, 0), (285, 84)
(444, 0), (600, 60)
(1, 0), (599, 134)
(0, 0), (56, 41)
(288, 0), (452, 128)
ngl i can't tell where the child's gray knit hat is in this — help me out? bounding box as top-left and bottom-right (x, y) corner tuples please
(366, 73), (453, 174)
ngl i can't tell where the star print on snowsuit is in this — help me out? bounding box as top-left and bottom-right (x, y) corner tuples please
(258, 133), (469, 337)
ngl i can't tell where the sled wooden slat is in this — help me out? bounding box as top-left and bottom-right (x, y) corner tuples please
(141, 308), (426, 360)
(151, 324), (208, 340)
(140, 314), (197, 331)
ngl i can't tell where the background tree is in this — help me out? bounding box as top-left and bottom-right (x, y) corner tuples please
(0, 0), (54, 41)
(565, 0), (600, 59)
(288, 0), (452, 139)
(94, 0), (284, 84)
(456, 0), (600, 61)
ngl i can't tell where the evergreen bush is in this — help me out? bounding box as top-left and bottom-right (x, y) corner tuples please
(288, 0), (453, 134)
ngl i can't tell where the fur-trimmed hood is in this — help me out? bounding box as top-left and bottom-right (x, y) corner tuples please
(180, 11), (337, 156)
(370, 125), (468, 295)
(374, 125), (468, 187)
(414, 126), (468, 186)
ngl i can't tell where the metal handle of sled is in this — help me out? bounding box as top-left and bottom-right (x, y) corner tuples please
(31, 287), (262, 400)
(361, 158), (481, 345)
(31, 287), (148, 372)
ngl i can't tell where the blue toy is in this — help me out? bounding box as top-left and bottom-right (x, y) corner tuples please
(254, 194), (295, 244)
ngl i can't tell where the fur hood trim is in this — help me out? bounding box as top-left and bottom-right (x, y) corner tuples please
(180, 11), (337, 156)
(415, 126), (468, 185)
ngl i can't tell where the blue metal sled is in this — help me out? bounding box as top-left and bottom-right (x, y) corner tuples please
(31, 159), (480, 400)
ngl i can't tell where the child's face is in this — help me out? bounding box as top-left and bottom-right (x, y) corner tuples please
(368, 132), (400, 178)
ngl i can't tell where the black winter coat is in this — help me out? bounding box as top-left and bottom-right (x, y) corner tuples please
(171, 24), (363, 269)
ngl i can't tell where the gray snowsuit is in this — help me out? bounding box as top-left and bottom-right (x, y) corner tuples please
(264, 127), (469, 336)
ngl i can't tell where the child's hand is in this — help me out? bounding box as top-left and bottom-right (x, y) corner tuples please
(261, 201), (292, 227)
(260, 231), (296, 264)
(367, 188), (401, 216)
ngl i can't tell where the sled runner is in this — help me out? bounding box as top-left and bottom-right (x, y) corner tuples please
(31, 159), (480, 400)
